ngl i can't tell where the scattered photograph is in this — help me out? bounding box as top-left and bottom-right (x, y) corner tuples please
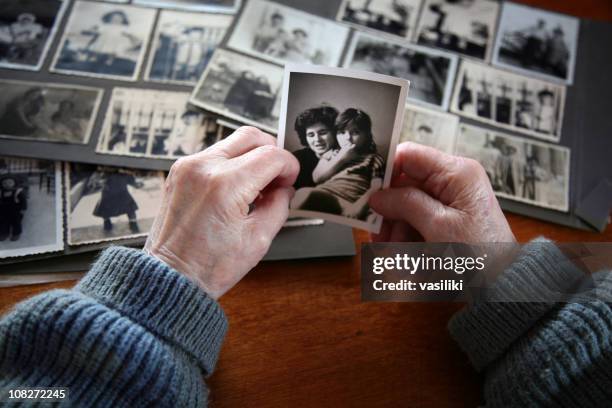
(415, 0), (500, 61)
(492, 2), (580, 85)
(454, 124), (570, 212)
(336, 0), (423, 40)
(66, 163), (165, 245)
(146, 10), (232, 85)
(400, 104), (458, 154)
(0, 157), (63, 258)
(343, 31), (457, 110)
(51, 1), (156, 80)
(0, 80), (103, 144)
(226, 0), (350, 66)
(278, 65), (408, 233)
(450, 60), (566, 142)
(191, 49), (284, 133)
(133, 0), (241, 14)
(0, 0), (68, 71)
(97, 88), (223, 159)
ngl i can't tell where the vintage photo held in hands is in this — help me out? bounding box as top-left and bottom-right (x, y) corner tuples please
(336, 0), (423, 40)
(400, 104), (458, 154)
(97, 88), (223, 159)
(0, 80), (103, 144)
(133, 0), (241, 14)
(51, 1), (156, 80)
(415, 0), (500, 61)
(492, 2), (580, 85)
(146, 10), (232, 85)
(343, 31), (457, 110)
(226, 0), (350, 66)
(191, 48), (284, 132)
(0, 0), (68, 71)
(66, 163), (165, 245)
(450, 60), (566, 142)
(278, 65), (408, 233)
(0, 157), (63, 258)
(454, 124), (570, 212)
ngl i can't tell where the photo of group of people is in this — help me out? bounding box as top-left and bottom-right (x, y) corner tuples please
(66, 163), (165, 245)
(278, 66), (407, 233)
(191, 49), (284, 132)
(0, 157), (63, 259)
(343, 31), (457, 110)
(0, 80), (103, 144)
(400, 104), (458, 154)
(0, 0), (67, 71)
(337, 0), (423, 40)
(450, 60), (565, 142)
(455, 124), (570, 211)
(97, 88), (223, 159)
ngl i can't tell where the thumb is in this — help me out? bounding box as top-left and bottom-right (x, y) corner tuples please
(369, 186), (449, 240)
(248, 186), (294, 246)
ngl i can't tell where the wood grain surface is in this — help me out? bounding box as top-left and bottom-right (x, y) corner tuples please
(1, 1), (611, 406)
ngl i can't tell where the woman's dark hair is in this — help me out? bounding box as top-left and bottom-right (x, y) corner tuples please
(102, 11), (129, 25)
(294, 106), (338, 147)
(336, 108), (377, 154)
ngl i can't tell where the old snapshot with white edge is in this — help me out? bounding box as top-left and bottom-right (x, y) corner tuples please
(450, 60), (565, 142)
(191, 49), (284, 133)
(415, 0), (500, 61)
(278, 65), (408, 233)
(492, 2), (580, 85)
(343, 31), (457, 110)
(227, 0), (350, 66)
(97, 88), (222, 159)
(51, 1), (156, 81)
(145, 10), (232, 85)
(133, 0), (241, 14)
(400, 104), (459, 154)
(0, 157), (63, 259)
(336, 0), (423, 40)
(454, 124), (570, 212)
(0, 80), (103, 144)
(66, 163), (165, 246)
(0, 0), (68, 71)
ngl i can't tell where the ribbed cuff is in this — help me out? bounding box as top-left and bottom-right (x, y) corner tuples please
(448, 240), (585, 371)
(76, 246), (228, 375)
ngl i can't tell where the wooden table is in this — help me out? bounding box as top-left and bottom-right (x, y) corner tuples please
(1, 1), (611, 406)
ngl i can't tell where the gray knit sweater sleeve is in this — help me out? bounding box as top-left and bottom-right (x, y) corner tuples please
(448, 242), (612, 407)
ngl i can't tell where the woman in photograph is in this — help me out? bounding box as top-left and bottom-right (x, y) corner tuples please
(81, 10), (141, 67)
(93, 170), (143, 233)
(0, 87), (45, 137)
(292, 108), (385, 221)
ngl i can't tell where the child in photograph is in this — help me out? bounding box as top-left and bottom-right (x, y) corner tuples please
(49, 100), (82, 141)
(0, 175), (27, 241)
(534, 89), (556, 134)
(93, 171), (143, 233)
(292, 108), (385, 221)
(81, 11), (140, 67)
(173, 27), (207, 81)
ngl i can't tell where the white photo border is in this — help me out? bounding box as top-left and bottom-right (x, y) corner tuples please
(133, 0), (241, 14)
(402, 102), (460, 152)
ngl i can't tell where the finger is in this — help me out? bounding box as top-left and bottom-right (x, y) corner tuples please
(203, 126), (277, 159)
(395, 141), (459, 185)
(389, 222), (423, 242)
(369, 186), (452, 240)
(248, 186), (294, 247)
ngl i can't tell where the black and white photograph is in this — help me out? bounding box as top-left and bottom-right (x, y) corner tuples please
(145, 10), (232, 85)
(492, 2), (579, 85)
(133, 0), (241, 14)
(97, 88), (222, 159)
(0, 80), (103, 144)
(454, 124), (570, 212)
(343, 31), (457, 110)
(0, 157), (63, 258)
(336, 0), (423, 40)
(400, 104), (458, 153)
(51, 1), (156, 81)
(191, 49), (284, 132)
(0, 0), (68, 71)
(226, 0), (350, 66)
(278, 65), (408, 233)
(450, 60), (566, 142)
(66, 163), (165, 245)
(415, 0), (500, 61)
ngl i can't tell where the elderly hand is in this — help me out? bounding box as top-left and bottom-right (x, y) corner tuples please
(369, 142), (515, 243)
(145, 127), (299, 299)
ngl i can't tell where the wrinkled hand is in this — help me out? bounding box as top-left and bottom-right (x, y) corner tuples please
(145, 127), (299, 299)
(369, 142), (515, 243)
